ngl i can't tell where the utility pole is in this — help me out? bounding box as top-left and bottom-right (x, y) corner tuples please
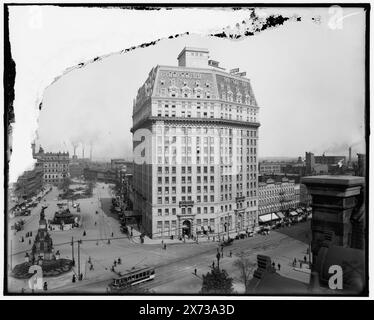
(10, 240), (12, 271)
(227, 211), (230, 239)
(78, 240), (81, 280)
(71, 236), (75, 266)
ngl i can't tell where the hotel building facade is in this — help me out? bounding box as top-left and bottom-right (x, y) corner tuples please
(131, 47), (260, 238)
(32, 144), (70, 185)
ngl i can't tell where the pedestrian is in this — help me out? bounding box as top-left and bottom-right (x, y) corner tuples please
(212, 261), (215, 268)
(213, 236), (215, 242)
(107, 239), (111, 244)
(230, 251), (232, 258)
(29, 239), (31, 245)
(72, 274), (76, 283)
(118, 257), (121, 265)
(94, 221), (97, 226)
(272, 262), (275, 269)
(43, 282), (48, 291)
(111, 232), (114, 237)
(164, 243), (167, 250)
(194, 268), (197, 275)
(79, 273), (83, 281)
(304, 256), (307, 263)
(278, 263), (281, 271)
(90, 264), (94, 271)
(83, 230), (86, 236)
(161, 240), (164, 246)
(300, 261), (302, 268)
(114, 260), (117, 267)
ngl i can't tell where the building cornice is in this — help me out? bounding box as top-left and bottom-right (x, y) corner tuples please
(131, 116), (260, 133)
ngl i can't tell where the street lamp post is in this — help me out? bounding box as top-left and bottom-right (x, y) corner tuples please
(78, 240), (81, 280)
(216, 252), (220, 269)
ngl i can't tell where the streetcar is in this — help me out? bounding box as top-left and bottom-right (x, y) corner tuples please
(109, 267), (155, 291)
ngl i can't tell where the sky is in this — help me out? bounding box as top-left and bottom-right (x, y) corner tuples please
(36, 7), (366, 161)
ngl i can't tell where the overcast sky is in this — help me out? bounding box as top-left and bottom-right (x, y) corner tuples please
(37, 8), (366, 161)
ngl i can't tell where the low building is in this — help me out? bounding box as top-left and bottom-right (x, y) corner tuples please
(259, 161), (281, 175)
(14, 166), (44, 200)
(306, 151), (346, 175)
(83, 167), (117, 183)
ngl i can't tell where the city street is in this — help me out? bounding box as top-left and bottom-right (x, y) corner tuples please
(7, 181), (312, 294)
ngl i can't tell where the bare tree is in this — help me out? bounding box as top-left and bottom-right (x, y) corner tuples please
(233, 255), (256, 293)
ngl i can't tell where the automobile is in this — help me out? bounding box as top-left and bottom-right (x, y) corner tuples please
(247, 231), (254, 237)
(235, 232), (247, 240)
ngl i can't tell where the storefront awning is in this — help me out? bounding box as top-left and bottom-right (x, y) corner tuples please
(289, 211), (298, 216)
(276, 212), (285, 219)
(259, 213), (280, 223)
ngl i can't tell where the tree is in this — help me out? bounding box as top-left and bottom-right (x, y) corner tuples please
(84, 181), (94, 196)
(59, 177), (71, 191)
(233, 255), (256, 293)
(200, 267), (234, 294)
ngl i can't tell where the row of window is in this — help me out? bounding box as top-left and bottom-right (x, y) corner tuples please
(157, 166), (215, 174)
(157, 195), (215, 204)
(155, 126), (257, 138)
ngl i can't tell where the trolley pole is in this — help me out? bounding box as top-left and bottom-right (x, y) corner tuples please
(71, 236), (75, 266)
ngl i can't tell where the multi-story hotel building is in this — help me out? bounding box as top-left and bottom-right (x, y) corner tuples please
(258, 178), (301, 223)
(131, 47), (260, 238)
(32, 144), (70, 185)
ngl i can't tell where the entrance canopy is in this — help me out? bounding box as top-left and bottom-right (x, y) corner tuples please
(259, 213), (280, 223)
(289, 211), (298, 216)
(276, 212), (285, 219)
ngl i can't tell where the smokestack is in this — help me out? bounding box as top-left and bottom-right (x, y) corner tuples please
(90, 144), (92, 161)
(31, 142), (36, 157)
(73, 145), (77, 156)
(349, 147), (352, 163)
(82, 145), (85, 159)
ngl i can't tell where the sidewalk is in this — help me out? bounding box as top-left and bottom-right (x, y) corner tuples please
(129, 227), (257, 246)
